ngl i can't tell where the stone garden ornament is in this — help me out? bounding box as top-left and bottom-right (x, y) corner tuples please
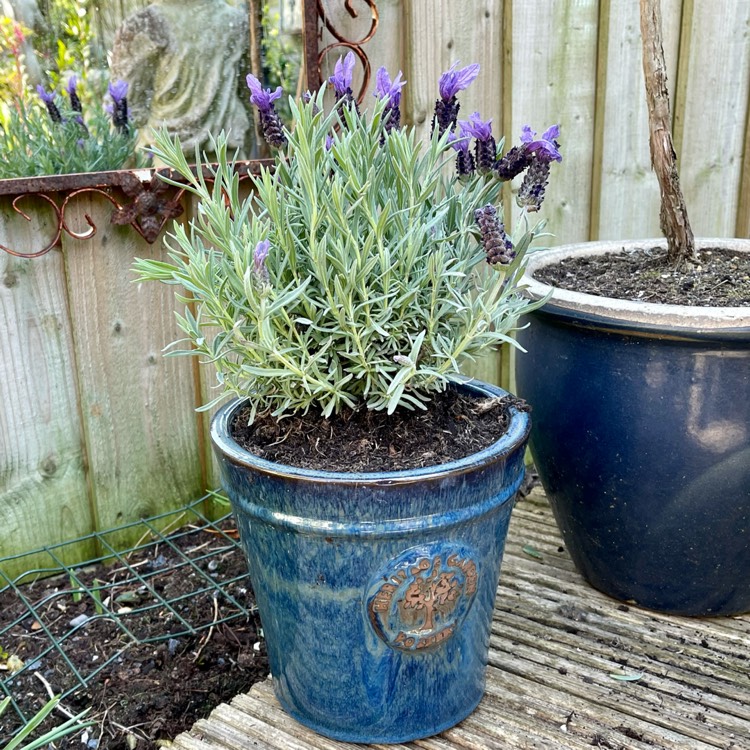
(111, 0), (251, 157)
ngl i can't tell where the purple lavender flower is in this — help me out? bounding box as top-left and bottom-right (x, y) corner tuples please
(66, 75), (82, 113)
(36, 85), (54, 104)
(325, 134), (335, 151)
(109, 79), (128, 103)
(246, 74), (287, 148)
(373, 66), (406, 135)
(374, 67), (405, 108)
(459, 112), (496, 173)
(475, 204), (514, 266)
(247, 74), (282, 111)
(520, 124), (562, 162)
(329, 52), (360, 119)
(108, 79), (130, 134)
(253, 239), (271, 281)
(448, 132), (475, 177)
(36, 85), (62, 123)
(432, 62), (480, 138)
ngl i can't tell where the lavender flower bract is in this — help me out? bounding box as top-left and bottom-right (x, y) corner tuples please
(432, 62), (480, 138)
(460, 112), (496, 173)
(329, 51), (356, 96)
(520, 124), (562, 163)
(373, 67), (406, 135)
(246, 74), (287, 148)
(329, 51), (360, 118)
(439, 62), (480, 100)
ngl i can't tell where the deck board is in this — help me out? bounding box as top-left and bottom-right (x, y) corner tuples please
(170, 489), (750, 750)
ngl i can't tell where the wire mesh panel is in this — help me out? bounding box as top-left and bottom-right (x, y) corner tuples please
(0, 496), (260, 743)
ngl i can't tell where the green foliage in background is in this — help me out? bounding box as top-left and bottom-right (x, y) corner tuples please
(261, 2), (301, 123)
(38, 0), (96, 88)
(0, 16), (29, 103)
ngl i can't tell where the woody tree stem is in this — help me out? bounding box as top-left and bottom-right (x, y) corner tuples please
(639, 0), (697, 266)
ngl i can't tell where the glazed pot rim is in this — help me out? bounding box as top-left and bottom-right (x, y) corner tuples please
(209, 378), (530, 486)
(522, 238), (750, 331)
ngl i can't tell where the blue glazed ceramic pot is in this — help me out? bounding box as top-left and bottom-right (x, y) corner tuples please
(516, 239), (750, 617)
(210, 379), (530, 743)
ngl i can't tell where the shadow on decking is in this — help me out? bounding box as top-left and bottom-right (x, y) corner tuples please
(170, 488), (750, 750)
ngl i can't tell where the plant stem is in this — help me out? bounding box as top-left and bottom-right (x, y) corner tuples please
(639, 0), (697, 266)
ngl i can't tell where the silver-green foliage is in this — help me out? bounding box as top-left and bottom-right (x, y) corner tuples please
(133, 91), (545, 420)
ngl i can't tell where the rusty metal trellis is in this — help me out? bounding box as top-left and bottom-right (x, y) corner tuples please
(0, 162), (270, 258)
(306, 0), (379, 103)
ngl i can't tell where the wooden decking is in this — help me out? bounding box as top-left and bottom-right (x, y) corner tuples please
(170, 489), (750, 750)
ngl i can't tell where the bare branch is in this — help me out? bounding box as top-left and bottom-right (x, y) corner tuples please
(640, 0), (697, 266)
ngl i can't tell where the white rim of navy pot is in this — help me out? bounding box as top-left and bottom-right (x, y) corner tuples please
(210, 378), (531, 486)
(522, 238), (750, 334)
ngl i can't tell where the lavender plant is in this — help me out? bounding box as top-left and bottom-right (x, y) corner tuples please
(0, 76), (142, 178)
(133, 58), (561, 421)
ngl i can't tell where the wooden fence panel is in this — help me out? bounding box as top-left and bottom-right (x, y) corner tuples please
(3, 0), (750, 571)
(402, 0), (505, 144)
(674, 0), (750, 237)
(507, 0), (600, 244)
(593, 0), (683, 240)
(0, 197), (94, 575)
(61, 193), (205, 547)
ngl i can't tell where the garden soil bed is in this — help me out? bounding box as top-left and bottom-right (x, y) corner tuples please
(0, 517), (269, 749)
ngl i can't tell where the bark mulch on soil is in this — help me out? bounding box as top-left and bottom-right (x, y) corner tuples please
(534, 246), (750, 307)
(0, 514), (269, 749)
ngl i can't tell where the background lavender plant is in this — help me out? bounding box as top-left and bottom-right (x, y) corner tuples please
(0, 77), (142, 178)
(134, 79), (554, 420)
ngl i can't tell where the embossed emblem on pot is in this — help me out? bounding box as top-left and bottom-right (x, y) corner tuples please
(366, 545), (479, 651)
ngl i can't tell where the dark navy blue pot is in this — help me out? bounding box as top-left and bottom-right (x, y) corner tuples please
(515, 239), (750, 617)
(210, 379), (530, 743)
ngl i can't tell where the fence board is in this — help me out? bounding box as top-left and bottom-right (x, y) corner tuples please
(593, 0), (683, 240)
(402, 0), (504, 143)
(0, 197), (94, 575)
(738, 104), (750, 237)
(674, 0), (750, 237)
(507, 0), (599, 244)
(60, 192), (204, 545)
